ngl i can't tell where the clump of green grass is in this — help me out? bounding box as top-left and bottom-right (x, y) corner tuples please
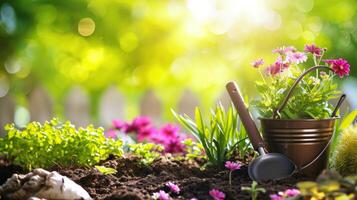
(333, 124), (357, 176)
(0, 118), (123, 170)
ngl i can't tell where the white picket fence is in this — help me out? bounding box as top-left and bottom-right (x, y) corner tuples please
(0, 85), (232, 136)
(0, 85), (352, 136)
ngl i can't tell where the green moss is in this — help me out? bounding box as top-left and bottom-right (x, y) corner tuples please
(333, 124), (357, 176)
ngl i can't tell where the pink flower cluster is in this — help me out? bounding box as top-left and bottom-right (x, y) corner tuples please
(107, 116), (187, 154)
(251, 44), (350, 78)
(270, 188), (300, 200)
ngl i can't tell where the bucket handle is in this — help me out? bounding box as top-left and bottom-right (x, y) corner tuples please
(296, 94), (346, 172)
(273, 65), (335, 119)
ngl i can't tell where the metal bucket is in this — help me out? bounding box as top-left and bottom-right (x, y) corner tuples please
(260, 66), (343, 177)
(260, 118), (337, 177)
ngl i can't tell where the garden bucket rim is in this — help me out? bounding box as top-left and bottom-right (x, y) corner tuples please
(258, 117), (340, 122)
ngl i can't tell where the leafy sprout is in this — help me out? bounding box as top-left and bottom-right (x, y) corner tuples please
(128, 143), (164, 166)
(172, 103), (251, 166)
(95, 165), (117, 175)
(241, 181), (266, 200)
(0, 118), (123, 170)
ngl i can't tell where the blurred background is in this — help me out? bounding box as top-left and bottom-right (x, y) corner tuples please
(1, 0), (357, 131)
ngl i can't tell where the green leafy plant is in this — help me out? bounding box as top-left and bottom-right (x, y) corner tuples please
(0, 118), (123, 170)
(128, 143), (164, 165)
(173, 104), (251, 166)
(251, 45), (349, 119)
(241, 181), (266, 200)
(182, 138), (206, 161)
(95, 165), (118, 175)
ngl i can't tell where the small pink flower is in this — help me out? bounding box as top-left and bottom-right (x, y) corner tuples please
(165, 181), (180, 194)
(269, 194), (284, 200)
(112, 119), (128, 132)
(283, 189), (300, 197)
(324, 58), (350, 78)
(126, 116), (152, 133)
(304, 44), (323, 56)
(286, 52), (307, 64)
(225, 161), (242, 171)
(251, 58), (264, 68)
(272, 46), (296, 55)
(152, 190), (170, 200)
(209, 189), (225, 200)
(160, 124), (180, 138)
(105, 129), (117, 139)
(164, 136), (186, 153)
(137, 126), (156, 142)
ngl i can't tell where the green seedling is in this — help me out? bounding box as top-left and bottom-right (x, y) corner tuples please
(128, 143), (164, 165)
(241, 181), (266, 200)
(95, 165), (118, 175)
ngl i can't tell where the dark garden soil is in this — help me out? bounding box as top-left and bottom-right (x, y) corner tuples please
(0, 155), (312, 200)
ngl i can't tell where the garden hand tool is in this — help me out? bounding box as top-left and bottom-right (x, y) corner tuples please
(226, 81), (296, 182)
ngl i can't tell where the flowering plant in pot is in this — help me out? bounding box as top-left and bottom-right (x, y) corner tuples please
(251, 44), (350, 177)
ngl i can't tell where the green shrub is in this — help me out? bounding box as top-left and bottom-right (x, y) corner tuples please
(333, 124), (357, 176)
(0, 118), (123, 170)
(173, 104), (251, 166)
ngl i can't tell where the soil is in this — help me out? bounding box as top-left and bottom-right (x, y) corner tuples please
(0, 155), (312, 200)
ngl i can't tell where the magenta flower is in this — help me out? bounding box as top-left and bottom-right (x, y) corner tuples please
(112, 119), (128, 131)
(269, 194), (284, 200)
(324, 58), (350, 78)
(209, 189), (225, 200)
(160, 124), (180, 138)
(272, 46), (296, 55)
(251, 58), (264, 68)
(282, 189), (300, 197)
(164, 136), (186, 153)
(165, 181), (180, 194)
(304, 44), (323, 56)
(152, 190), (170, 200)
(286, 52), (307, 64)
(105, 129), (117, 139)
(225, 161), (241, 171)
(137, 126), (156, 142)
(126, 116), (152, 133)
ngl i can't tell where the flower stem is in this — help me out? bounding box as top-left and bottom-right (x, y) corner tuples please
(229, 171), (232, 187)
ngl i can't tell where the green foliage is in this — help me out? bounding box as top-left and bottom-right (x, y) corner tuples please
(95, 165), (117, 175)
(0, 118), (123, 170)
(253, 67), (340, 120)
(128, 143), (164, 166)
(182, 138), (206, 161)
(241, 181), (266, 200)
(332, 124), (357, 176)
(297, 171), (357, 199)
(172, 104), (251, 166)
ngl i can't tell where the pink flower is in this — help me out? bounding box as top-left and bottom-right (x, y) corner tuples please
(164, 136), (186, 153)
(270, 194), (284, 200)
(286, 52), (307, 64)
(165, 181), (180, 194)
(304, 44), (323, 56)
(112, 119), (128, 131)
(251, 58), (264, 68)
(324, 58), (350, 78)
(105, 129), (117, 139)
(272, 46), (296, 55)
(160, 124), (180, 138)
(126, 116), (152, 133)
(209, 189), (225, 200)
(152, 190), (170, 200)
(283, 189), (300, 197)
(137, 126), (156, 142)
(225, 161), (241, 171)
